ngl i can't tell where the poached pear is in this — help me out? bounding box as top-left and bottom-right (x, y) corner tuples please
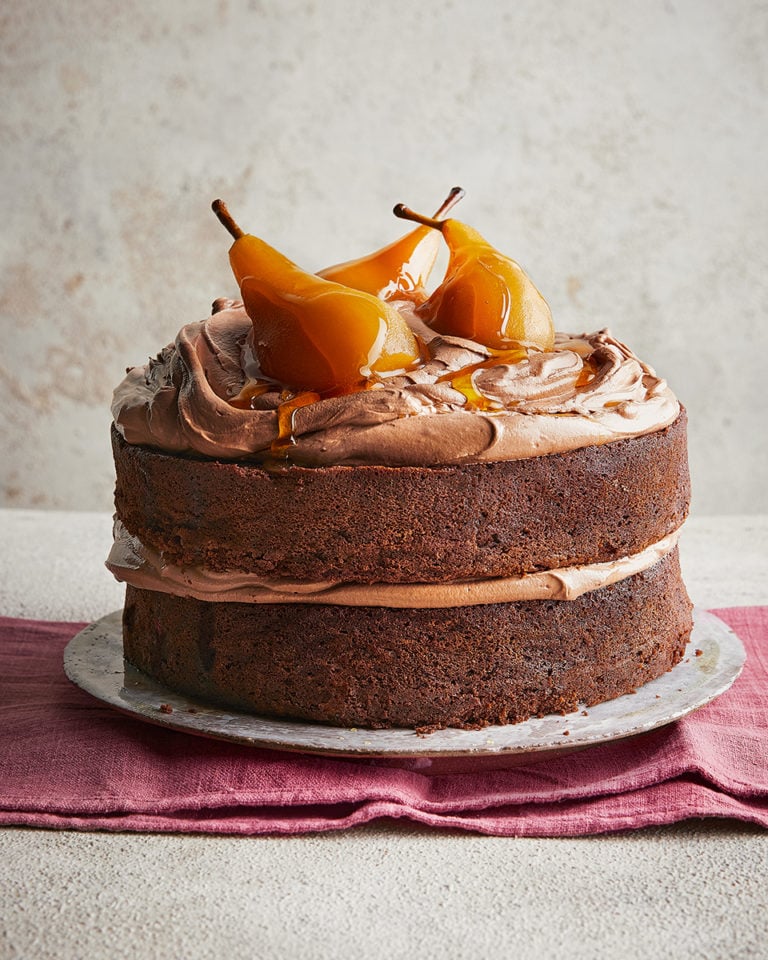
(317, 187), (464, 302)
(393, 203), (555, 352)
(212, 199), (419, 394)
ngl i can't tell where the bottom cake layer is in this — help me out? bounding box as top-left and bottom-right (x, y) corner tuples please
(122, 549), (692, 731)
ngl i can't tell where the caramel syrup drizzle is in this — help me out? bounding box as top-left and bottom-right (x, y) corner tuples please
(229, 380), (272, 410)
(272, 390), (321, 458)
(227, 339), (598, 454)
(228, 378), (320, 457)
(437, 344), (529, 410)
(231, 340), (431, 456)
(574, 356), (598, 389)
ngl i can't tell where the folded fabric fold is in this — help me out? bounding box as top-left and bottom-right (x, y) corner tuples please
(0, 608), (766, 837)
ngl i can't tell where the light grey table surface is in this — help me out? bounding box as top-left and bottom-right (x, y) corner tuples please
(1, 509), (766, 960)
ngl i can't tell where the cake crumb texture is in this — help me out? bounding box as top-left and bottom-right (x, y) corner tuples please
(112, 410), (689, 584)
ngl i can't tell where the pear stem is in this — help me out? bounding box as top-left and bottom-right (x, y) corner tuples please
(432, 186), (465, 219)
(212, 199), (244, 240)
(393, 203), (447, 232)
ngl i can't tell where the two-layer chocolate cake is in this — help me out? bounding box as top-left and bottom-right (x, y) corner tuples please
(108, 191), (692, 730)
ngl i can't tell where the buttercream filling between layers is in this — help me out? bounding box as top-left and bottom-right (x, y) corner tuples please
(107, 521), (682, 608)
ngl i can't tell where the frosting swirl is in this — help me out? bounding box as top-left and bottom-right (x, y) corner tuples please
(112, 301), (679, 466)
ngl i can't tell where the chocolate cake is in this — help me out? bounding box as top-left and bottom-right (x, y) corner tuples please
(108, 196), (692, 730)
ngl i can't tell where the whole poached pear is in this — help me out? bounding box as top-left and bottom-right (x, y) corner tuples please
(393, 203), (555, 353)
(212, 200), (419, 395)
(317, 187), (464, 302)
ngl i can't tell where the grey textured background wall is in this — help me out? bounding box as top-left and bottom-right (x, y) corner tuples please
(2, 0), (767, 514)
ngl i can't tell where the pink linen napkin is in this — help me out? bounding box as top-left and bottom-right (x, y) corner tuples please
(0, 608), (765, 837)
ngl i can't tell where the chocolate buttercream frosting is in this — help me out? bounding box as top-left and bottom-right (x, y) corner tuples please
(107, 520), (682, 607)
(112, 301), (679, 466)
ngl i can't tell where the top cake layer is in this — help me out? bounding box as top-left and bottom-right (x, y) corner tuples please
(112, 301), (679, 468)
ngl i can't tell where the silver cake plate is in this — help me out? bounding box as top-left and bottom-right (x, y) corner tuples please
(63, 608), (745, 771)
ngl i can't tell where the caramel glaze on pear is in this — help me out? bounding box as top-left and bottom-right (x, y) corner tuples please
(212, 200), (419, 395)
(393, 203), (555, 353)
